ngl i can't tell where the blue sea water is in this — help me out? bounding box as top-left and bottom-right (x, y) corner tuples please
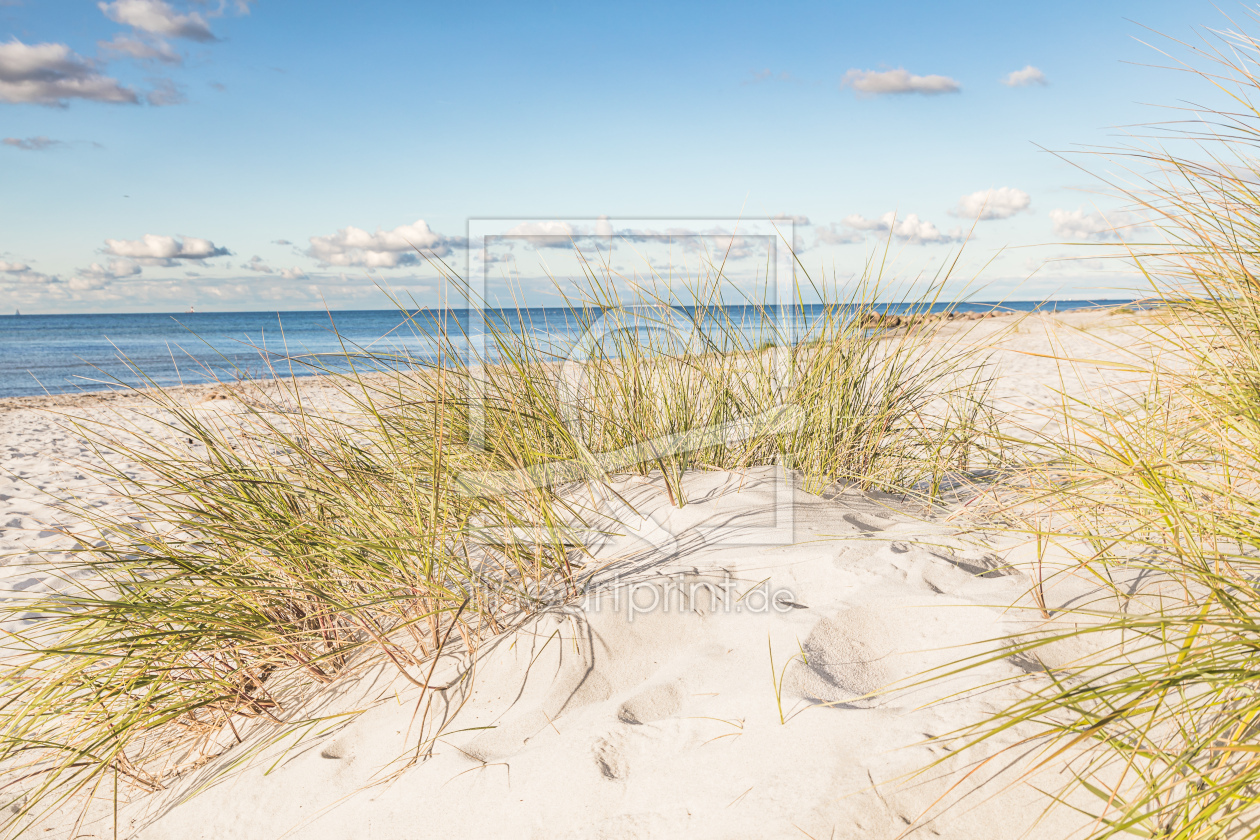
(0, 301), (1138, 399)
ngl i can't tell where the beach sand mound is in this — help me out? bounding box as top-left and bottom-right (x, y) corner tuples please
(1, 310), (1169, 839)
(81, 468), (1096, 840)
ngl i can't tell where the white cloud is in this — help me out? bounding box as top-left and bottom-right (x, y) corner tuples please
(76, 258), (141, 284)
(841, 68), (960, 96)
(0, 39), (138, 106)
(8, 272), (56, 286)
(307, 219), (458, 267)
(104, 234), (231, 265)
(504, 220), (576, 247)
(68, 276), (110, 292)
(700, 232), (758, 260)
(569, 225), (763, 259)
(99, 0), (216, 42)
(770, 214), (810, 225)
(608, 226), (763, 260)
(3, 135), (61, 150)
(99, 33), (182, 64)
(0, 259), (58, 285)
(1049, 207), (1143, 241)
(814, 224), (865, 246)
(950, 187), (1031, 221)
(242, 255), (273, 273)
(237, 261), (308, 280)
(1002, 65), (1047, 87)
(842, 211), (962, 243)
(843, 214), (888, 231)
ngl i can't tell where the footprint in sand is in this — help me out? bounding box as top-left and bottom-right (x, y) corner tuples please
(616, 682), (683, 725)
(592, 735), (629, 781)
(791, 606), (957, 708)
(594, 685), (706, 783)
(798, 609), (897, 705)
(319, 739), (351, 761)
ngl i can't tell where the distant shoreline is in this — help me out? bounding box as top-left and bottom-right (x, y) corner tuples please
(0, 298), (1149, 318)
(0, 306), (1162, 411)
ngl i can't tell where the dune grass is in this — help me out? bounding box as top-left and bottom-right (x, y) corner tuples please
(926, 18), (1260, 839)
(0, 254), (1001, 836)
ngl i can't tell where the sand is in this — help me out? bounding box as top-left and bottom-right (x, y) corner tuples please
(0, 309), (1170, 839)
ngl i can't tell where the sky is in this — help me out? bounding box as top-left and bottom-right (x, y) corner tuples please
(0, 0), (1250, 313)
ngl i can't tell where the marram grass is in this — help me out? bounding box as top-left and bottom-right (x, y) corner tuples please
(0, 257), (1001, 836)
(928, 15), (1260, 839)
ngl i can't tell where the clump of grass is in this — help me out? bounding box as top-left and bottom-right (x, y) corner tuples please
(0, 247), (1001, 835)
(929, 15), (1260, 838)
(0, 358), (579, 833)
(529, 254), (1004, 502)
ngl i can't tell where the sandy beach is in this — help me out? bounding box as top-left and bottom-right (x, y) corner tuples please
(0, 308), (1177, 839)
(13, 1), (1260, 835)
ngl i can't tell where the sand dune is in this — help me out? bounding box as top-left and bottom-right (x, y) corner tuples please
(0, 309), (1167, 839)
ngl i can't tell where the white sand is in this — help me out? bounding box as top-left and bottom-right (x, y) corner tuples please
(0, 310), (1169, 839)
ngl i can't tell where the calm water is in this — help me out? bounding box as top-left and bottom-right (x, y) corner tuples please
(0, 301), (1137, 399)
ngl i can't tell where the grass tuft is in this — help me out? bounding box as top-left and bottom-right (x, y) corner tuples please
(930, 15), (1260, 838)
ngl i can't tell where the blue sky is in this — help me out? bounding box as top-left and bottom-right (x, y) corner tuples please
(0, 0), (1243, 312)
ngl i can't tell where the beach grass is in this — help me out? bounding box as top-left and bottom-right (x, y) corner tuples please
(0, 252), (1002, 835)
(926, 19), (1260, 838)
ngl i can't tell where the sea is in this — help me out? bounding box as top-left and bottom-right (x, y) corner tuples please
(0, 301), (1138, 399)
